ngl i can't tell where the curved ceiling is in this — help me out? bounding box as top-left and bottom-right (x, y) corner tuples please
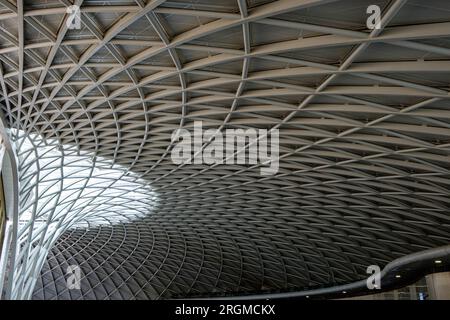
(0, 0), (450, 299)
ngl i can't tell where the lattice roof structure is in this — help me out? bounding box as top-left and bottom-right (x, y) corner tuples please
(0, 0), (449, 299)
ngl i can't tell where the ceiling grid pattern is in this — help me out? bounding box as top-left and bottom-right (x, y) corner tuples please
(0, 0), (449, 299)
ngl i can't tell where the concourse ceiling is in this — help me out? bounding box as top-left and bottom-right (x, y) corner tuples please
(0, 0), (449, 299)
